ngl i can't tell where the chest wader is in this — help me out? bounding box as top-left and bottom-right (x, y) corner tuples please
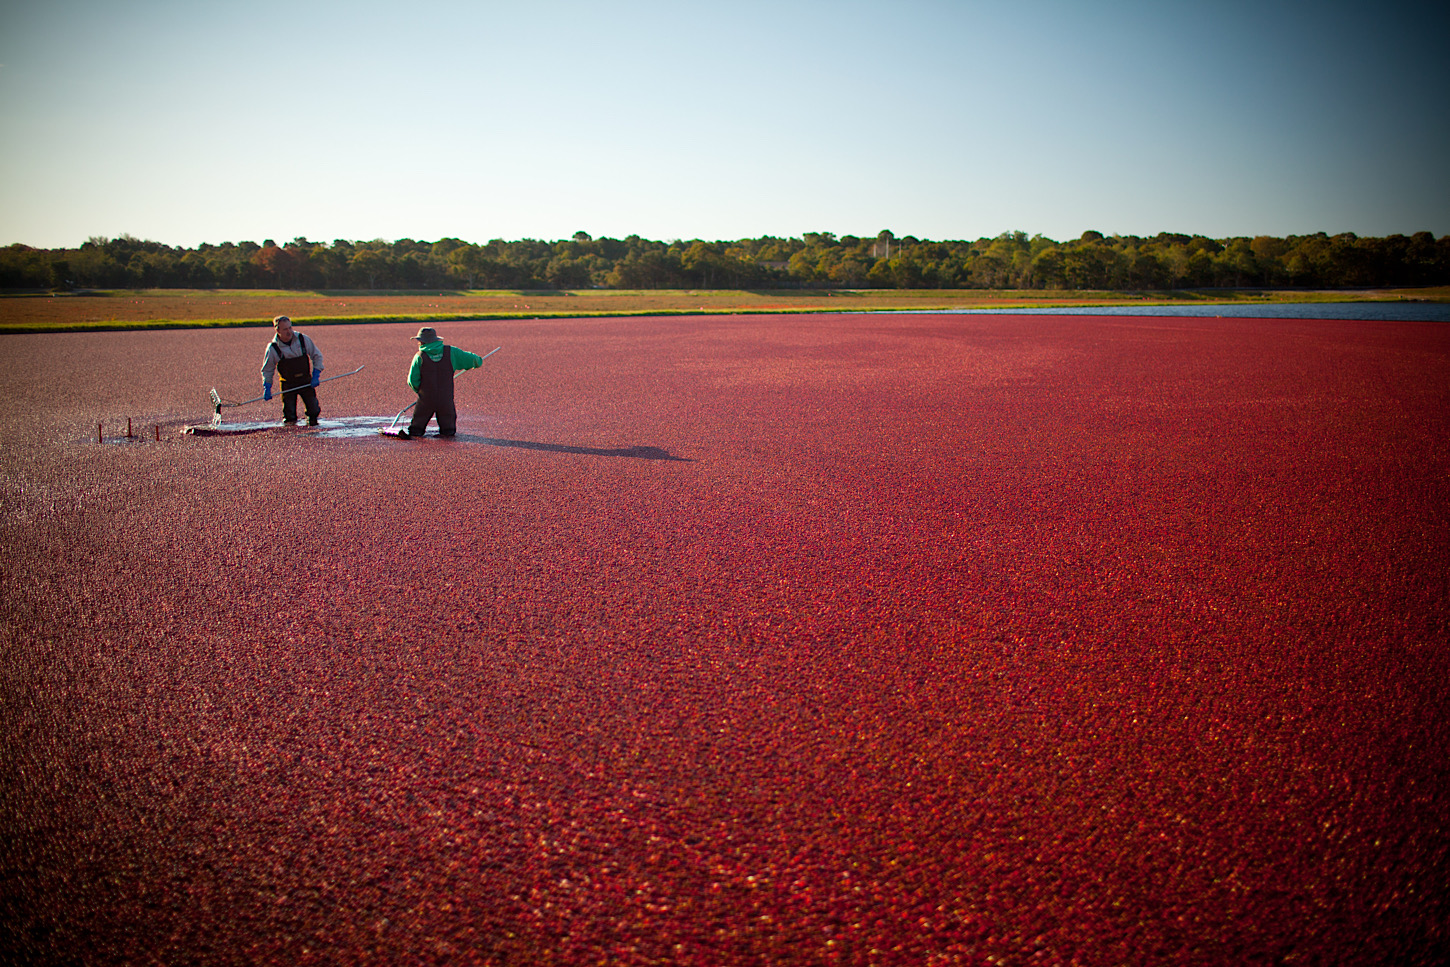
(409, 346), (457, 437)
(272, 334), (320, 425)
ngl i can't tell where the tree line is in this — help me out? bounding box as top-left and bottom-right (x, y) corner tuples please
(2, 229), (1447, 292)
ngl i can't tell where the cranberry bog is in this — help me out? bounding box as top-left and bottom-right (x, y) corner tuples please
(3, 313), (1447, 964)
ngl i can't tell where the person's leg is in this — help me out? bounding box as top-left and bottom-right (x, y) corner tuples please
(282, 387), (298, 424)
(436, 400), (458, 436)
(407, 401), (435, 437)
(301, 387), (320, 425)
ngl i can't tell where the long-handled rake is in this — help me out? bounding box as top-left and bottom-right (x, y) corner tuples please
(210, 365), (365, 422)
(384, 347), (501, 435)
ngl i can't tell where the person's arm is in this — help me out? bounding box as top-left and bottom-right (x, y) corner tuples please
(451, 347), (484, 372)
(304, 334), (324, 374)
(407, 353), (422, 393)
(260, 344), (278, 397)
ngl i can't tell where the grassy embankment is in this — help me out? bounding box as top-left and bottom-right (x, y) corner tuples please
(1, 286), (1446, 334)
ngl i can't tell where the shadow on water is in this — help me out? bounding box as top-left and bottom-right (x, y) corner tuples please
(451, 434), (692, 461)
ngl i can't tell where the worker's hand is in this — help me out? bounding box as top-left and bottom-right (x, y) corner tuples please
(263, 381), (272, 401)
(311, 370), (321, 387)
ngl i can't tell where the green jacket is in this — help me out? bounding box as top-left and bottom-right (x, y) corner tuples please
(408, 340), (483, 393)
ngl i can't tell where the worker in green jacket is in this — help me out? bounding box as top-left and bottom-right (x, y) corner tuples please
(398, 327), (484, 438)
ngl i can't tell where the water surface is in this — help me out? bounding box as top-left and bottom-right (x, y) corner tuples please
(928, 302), (1449, 322)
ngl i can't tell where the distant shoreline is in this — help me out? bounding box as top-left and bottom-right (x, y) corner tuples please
(2, 286), (1446, 334)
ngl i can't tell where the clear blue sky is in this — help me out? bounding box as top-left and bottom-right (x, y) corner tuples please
(2, 0), (1446, 248)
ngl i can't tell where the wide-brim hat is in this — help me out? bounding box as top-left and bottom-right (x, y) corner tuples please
(414, 327), (439, 342)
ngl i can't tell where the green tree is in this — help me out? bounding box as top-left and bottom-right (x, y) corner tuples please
(0, 245), (51, 287)
(349, 247), (390, 289)
(1213, 239), (1258, 287)
(446, 245), (489, 289)
(544, 257), (591, 289)
(1030, 247), (1065, 289)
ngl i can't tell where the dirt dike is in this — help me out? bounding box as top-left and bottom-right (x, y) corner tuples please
(3, 313), (1448, 964)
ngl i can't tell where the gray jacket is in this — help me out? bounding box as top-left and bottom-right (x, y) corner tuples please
(260, 332), (324, 383)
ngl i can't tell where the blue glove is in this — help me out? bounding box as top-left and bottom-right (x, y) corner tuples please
(263, 381), (272, 401)
(311, 369), (321, 387)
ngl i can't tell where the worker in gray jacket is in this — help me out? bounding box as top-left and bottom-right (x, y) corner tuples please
(260, 315), (324, 425)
